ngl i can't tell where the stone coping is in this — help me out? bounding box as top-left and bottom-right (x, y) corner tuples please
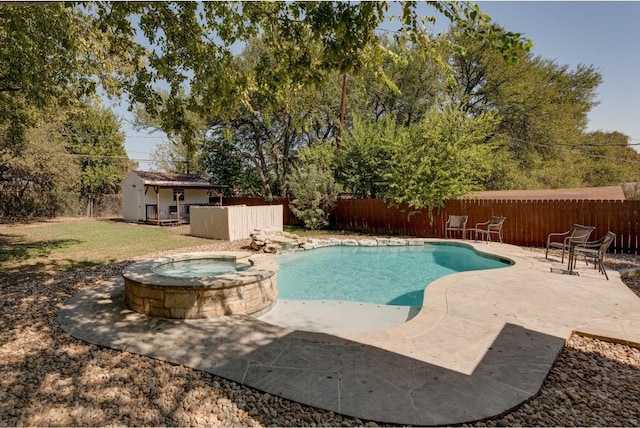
(122, 252), (279, 319)
(297, 237), (515, 266)
(122, 251), (278, 288)
(60, 239), (640, 425)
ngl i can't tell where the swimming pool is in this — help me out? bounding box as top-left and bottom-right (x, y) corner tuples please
(276, 243), (511, 306)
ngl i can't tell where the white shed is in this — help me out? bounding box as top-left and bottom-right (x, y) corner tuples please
(122, 171), (226, 225)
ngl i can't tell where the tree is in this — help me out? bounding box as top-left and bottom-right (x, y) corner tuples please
(133, 91), (207, 174)
(358, 37), (445, 126)
(1, 5), (88, 114)
(89, 1), (530, 144)
(0, 4), (138, 219)
(288, 142), (338, 229)
(200, 38), (349, 197)
(0, 3), (140, 135)
(443, 25), (602, 189)
(199, 130), (262, 196)
(0, 116), (80, 219)
(63, 104), (131, 216)
(578, 132), (640, 187)
(336, 115), (394, 198)
(384, 105), (496, 218)
(289, 165), (338, 230)
(149, 140), (198, 175)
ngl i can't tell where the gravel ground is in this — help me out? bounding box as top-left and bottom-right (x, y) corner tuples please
(1, 236), (640, 427)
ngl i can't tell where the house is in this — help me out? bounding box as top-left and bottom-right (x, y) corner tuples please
(122, 171), (227, 225)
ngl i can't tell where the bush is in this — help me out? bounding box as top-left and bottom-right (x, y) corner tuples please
(288, 164), (337, 230)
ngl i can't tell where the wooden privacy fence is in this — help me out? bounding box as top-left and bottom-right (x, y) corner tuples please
(223, 197), (640, 254)
(223, 197), (298, 225)
(191, 205), (283, 241)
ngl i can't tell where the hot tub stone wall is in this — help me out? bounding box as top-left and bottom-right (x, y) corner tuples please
(122, 252), (278, 319)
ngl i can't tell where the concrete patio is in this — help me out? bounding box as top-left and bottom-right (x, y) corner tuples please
(58, 240), (640, 426)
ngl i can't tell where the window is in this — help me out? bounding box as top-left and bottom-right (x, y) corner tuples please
(172, 188), (184, 201)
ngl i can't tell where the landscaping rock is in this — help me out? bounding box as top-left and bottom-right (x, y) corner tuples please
(250, 229), (304, 253)
(3, 236), (640, 427)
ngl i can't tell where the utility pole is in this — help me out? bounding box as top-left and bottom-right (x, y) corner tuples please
(338, 72), (347, 150)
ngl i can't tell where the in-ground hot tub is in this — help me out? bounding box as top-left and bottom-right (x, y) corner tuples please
(122, 252), (278, 319)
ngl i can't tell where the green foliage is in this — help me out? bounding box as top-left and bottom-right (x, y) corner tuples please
(0, 3), (138, 134)
(443, 25), (604, 190)
(0, 119), (80, 219)
(199, 39), (351, 197)
(357, 38), (444, 126)
(0, 4), (137, 219)
(384, 105), (496, 217)
(578, 132), (640, 186)
(87, 2), (531, 141)
(296, 140), (337, 172)
(200, 133), (262, 196)
(288, 163), (338, 230)
(1, 5), (89, 111)
(336, 115), (394, 198)
(337, 106), (497, 219)
(13, 0), (637, 221)
(149, 140), (199, 175)
(133, 90), (207, 173)
(63, 104), (131, 196)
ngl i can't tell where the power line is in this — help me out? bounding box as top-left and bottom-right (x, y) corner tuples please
(506, 137), (640, 164)
(502, 134), (640, 148)
(64, 153), (155, 163)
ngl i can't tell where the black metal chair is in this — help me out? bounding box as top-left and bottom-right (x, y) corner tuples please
(569, 231), (616, 280)
(546, 224), (596, 263)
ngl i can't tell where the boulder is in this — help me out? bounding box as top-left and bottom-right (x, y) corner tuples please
(250, 229), (304, 253)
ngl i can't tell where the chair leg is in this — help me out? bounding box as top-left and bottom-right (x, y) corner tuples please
(571, 250), (578, 271)
(599, 257), (609, 280)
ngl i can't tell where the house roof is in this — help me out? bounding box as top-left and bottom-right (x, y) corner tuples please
(468, 186), (625, 201)
(133, 170), (226, 189)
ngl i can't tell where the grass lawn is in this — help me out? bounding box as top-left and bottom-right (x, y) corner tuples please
(0, 219), (212, 284)
(0, 219), (369, 287)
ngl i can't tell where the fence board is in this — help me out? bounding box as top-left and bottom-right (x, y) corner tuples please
(224, 197), (640, 254)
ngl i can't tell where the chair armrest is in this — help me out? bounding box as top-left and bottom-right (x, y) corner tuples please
(547, 230), (570, 239)
(566, 231), (594, 246)
(577, 238), (604, 249)
(475, 220), (490, 229)
(546, 230), (570, 246)
(573, 246), (599, 256)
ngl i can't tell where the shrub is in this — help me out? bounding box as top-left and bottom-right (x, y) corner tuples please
(288, 164), (337, 230)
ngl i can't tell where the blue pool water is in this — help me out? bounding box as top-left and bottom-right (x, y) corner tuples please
(276, 244), (510, 306)
(152, 259), (249, 278)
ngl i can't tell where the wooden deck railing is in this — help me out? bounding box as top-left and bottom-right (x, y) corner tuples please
(222, 197), (640, 254)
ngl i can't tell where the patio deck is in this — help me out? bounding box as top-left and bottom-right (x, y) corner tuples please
(58, 240), (640, 426)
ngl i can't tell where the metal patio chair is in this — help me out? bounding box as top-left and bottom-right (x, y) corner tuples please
(445, 215), (468, 239)
(474, 216), (506, 243)
(545, 224), (596, 263)
(568, 231), (616, 280)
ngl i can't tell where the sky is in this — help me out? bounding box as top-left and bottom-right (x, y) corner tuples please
(476, 1), (640, 142)
(117, 1), (640, 169)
